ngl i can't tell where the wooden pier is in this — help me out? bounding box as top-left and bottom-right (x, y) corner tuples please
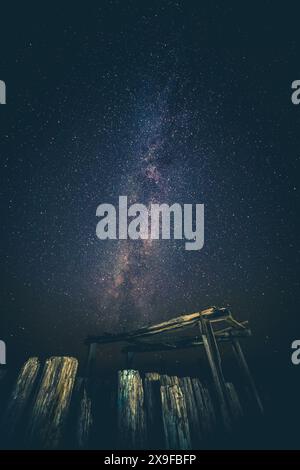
(0, 306), (263, 449)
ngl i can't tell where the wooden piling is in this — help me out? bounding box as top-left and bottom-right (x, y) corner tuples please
(0, 357), (40, 442)
(179, 377), (202, 447)
(160, 383), (192, 450)
(26, 356), (78, 449)
(76, 378), (93, 449)
(117, 370), (147, 449)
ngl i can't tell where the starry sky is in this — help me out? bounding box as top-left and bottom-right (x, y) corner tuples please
(1, 1), (300, 379)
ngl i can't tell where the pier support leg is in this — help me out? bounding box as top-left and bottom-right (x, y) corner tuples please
(199, 317), (231, 431)
(231, 338), (264, 415)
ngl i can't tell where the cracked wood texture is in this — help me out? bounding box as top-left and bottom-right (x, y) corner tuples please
(160, 382), (192, 450)
(143, 373), (219, 449)
(0, 357), (40, 443)
(117, 369), (147, 449)
(26, 356), (78, 449)
(76, 378), (93, 449)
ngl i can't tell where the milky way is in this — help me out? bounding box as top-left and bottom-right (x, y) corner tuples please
(1, 2), (300, 364)
(91, 82), (198, 330)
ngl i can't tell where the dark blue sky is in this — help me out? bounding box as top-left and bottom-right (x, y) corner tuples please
(0, 2), (299, 372)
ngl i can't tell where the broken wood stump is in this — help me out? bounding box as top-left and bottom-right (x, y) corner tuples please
(25, 356), (78, 449)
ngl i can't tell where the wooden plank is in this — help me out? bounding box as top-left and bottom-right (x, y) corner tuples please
(179, 377), (202, 447)
(145, 372), (161, 381)
(26, 356), (78, 449)
(117, 370), (146, 449)
(87, 313), (201, 345)
(122, 327), (251, 354)
(199, 317), (231, 432)
(144, 373), (217, 449)
(160, 383), (192, 450)
(0, 357), (40, 442)
(160, 375), (180, 386)
(86, 307), (233, 345)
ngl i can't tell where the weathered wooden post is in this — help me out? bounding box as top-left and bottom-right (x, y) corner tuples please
(199, 316), (231, 431)
(117, 369), (147, 449)
(76, 378), (93, 449)
(26, 356), (78, 449)
(160, 382), (192, 450)
(0, 357), (40, 442)
(179, 377), (202, 447)
(231, 337), (264, 415)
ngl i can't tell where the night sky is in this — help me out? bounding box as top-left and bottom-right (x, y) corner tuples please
(1, 1), (300, 381)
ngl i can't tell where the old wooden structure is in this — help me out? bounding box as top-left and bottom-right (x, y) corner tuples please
(0, 306), (263, 449)
(85, 306), (263, 448)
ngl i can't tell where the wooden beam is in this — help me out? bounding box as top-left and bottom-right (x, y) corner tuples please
(122, 329), (251, 354)
(85, 307), (233, 345)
